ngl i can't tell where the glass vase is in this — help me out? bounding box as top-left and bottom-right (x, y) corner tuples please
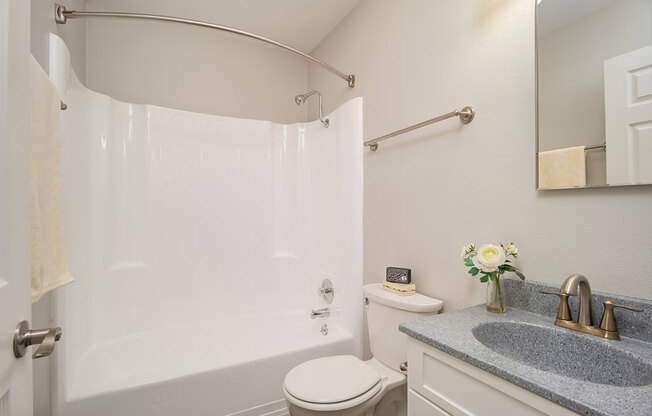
(486, 274), (507, 313)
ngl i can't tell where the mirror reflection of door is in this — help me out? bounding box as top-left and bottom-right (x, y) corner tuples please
(536, 0), (652, 189)
(604, 46), (652, 185)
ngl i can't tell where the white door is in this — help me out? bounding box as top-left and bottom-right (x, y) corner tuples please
(0, 0), (34, 415)
(604, 45), (652, 184)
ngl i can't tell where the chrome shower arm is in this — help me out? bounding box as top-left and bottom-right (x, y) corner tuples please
(294, 90), (329, 128)
(316, 92), (329, 128)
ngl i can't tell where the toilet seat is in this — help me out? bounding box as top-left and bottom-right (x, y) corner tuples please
(283, 355), (383, 411)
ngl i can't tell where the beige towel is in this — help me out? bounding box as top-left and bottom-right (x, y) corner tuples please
(538, 146), (587, 189)
(30, 56), (74, 303)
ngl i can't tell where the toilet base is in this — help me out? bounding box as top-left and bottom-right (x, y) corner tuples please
(372, 384), (406, 416)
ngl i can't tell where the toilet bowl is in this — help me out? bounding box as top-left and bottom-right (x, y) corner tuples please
(283, 283), (442, 415)
(283, 356), (405, 416)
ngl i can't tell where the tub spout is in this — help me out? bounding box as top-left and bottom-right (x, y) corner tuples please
(310, 308), (330, 319)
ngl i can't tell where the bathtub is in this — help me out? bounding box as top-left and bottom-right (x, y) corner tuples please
(52, 311), (354, 416)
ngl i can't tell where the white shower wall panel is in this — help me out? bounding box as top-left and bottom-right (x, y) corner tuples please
(64, 97), (363, 342)
(50, 34), (363, 415)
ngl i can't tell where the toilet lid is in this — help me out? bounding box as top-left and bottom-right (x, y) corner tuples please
(284, 355), (381, 404)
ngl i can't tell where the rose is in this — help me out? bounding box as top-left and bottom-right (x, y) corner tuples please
(472, 244), (506, 272)
(506, 243), (518, 257)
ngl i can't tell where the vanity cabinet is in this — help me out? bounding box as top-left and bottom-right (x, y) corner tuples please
(406, 338), (578, 416)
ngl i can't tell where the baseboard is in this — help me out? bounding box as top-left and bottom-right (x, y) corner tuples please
(225, 399), (289, 416)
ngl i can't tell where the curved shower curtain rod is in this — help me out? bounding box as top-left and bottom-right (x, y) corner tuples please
(54, 3), (356, 88)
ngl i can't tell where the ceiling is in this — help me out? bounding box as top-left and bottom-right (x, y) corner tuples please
(537, 0), (622, 36)
(86, 0), (364, 52)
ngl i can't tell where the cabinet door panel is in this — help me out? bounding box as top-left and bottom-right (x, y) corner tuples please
(408, 389), (451, 416)
(407, 338), (578, 416)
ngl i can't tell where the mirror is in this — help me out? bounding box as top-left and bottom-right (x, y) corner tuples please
(536, 0), (652, 190)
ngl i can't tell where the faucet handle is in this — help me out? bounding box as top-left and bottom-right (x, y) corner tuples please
(539, 290), (572, 321)
(599, 300), (644, 334)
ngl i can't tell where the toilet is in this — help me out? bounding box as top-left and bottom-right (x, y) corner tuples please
(283, 283), (443, 416)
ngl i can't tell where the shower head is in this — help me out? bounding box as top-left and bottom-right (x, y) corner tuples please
(293, 90), (329, 128)
(295, 94), (307, 106)
(295, 90), (319, 106)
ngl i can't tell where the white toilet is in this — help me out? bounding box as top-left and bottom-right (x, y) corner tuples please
(283, 283), (443, 416)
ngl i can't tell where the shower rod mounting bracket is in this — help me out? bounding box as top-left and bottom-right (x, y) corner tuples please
(53, 4), (356, 88)
(54, 3), (66, 24)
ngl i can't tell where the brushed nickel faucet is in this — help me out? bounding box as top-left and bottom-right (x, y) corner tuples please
(559, 274), (593, 326)
(541, 274), (644, 340)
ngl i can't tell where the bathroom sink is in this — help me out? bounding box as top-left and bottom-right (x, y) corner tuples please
(472, 322), (652, 387)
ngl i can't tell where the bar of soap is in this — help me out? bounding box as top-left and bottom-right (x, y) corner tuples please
(386, 267), (411, 283)
(382, 281), (416, 296)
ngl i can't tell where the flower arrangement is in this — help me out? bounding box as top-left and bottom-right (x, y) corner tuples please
(460, 242), (525, 313)
(461, 242), (525, 282)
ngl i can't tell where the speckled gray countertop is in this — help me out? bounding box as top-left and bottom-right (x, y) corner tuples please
(399, 280), (652, 416)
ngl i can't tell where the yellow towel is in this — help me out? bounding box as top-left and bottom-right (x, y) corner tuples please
(30, 56), (74, 303)
(538, 146), (587, 189)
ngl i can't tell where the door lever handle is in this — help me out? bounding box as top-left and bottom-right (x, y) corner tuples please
(13, 320), (62, 359)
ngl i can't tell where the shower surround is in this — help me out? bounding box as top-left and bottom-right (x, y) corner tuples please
(48, 35), (363, 416)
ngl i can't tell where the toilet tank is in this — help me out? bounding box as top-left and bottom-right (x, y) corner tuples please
(363, 283), (443, 371)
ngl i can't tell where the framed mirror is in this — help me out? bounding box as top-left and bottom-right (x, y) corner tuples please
(536, 0), (652, 190)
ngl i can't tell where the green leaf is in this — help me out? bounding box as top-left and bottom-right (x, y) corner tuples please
(515, 270), (526, 281)
(488, 272), (496, 281)
(500, 264), (516, 272)
(479, 275), (488, 283)
(464, 258), (474, 267)
(470, 267), (480, 276)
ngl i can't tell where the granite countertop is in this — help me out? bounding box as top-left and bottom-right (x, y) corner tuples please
(399, 280), (652, 416)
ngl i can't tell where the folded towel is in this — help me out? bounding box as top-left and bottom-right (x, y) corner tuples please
(538, 146), (587, 189)
(383, 281), (416, 296)
(30, 55), (74, 303)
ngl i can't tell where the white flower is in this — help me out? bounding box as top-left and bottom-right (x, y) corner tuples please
(506, 243), (518, 257)
(460, 243), (475, 259)
(472, 244), (506, 273)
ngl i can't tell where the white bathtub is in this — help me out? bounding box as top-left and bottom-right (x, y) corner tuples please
(53, 311), (354, 416)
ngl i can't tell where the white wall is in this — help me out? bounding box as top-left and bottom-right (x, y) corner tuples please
(308, 0), (652, 318)
(85, 0), (309, 123)
(538, 0), (652, 185)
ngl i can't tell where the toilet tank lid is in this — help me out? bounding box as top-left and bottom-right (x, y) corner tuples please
(363, 283), (443, 313)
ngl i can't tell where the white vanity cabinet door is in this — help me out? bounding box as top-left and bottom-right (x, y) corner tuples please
(408, 389), (451, 416)
(407, 338), (579, 416)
